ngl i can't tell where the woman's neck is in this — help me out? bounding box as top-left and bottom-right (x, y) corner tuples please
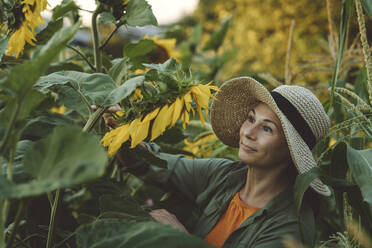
(239, 165), (290, 208)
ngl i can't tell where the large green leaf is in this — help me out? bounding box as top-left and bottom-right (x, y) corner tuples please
(108, 58), (132, 86)
(99, 195), (150, 220)
(124, 39), (157, 59)
(347, 146), (372, 215)
(99, 12), (116, 24)
(361, 0), (372, 19)
(22, 112), (75, 140)
(36, 71), (116, 114)
(0, 126), (108, 199)
(122, 0), (158, 27)
(102, 76), (145, 106)
(34, 19), (64, 45)
(52, 0), (79, 20)
(76, 219), (211, 248)
(203, 17), (231, 51)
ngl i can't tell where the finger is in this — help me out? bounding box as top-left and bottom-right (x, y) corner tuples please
(108, 104), (122, 113)
(91, 105), (98, 111)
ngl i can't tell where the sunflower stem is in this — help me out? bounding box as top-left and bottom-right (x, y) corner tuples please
(66, 44), (96, 71)
(6, 200), (25, 248)
(92, 4), (103, 73)
(99, 24), (122, 50)
(46, 189), (64, 248)
(83, 107), (107, 133)
(0, 101), (20, 155)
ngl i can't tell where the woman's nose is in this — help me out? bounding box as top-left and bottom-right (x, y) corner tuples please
(242, 123), (257, 140)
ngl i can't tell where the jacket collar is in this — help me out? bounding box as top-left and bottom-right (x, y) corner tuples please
(226, 162), (294, 217)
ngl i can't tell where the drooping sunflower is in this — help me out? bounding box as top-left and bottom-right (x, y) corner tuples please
(183, 133), (218, 158)
(101, 83), (219, 157)
(6, 0), (48, 57)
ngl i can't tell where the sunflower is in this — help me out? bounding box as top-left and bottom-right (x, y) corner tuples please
(50, 105), (66, 114)
(101, 83), (219, 157)
(144, 35), (181, 64)
(6, 0), (48, 57)
(183, 133), (218, 158)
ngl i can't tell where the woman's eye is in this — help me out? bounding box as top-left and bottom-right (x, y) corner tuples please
(263, 126), (272, 132)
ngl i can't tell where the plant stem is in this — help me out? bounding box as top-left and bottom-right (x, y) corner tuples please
(285, 20), (295, 85)
(83, 107), (107, 132)
(6, 201), (25, 248)
(67, 82), (93, 115)
(355, 0), (372, 106)
(66, 44), (96, 71)
(328, 0), (352, 111)
(92, 4), (103, 72)
(99, 25), (121, 50)
(0, 102), (20, 155)
(46, 189), (64, 248)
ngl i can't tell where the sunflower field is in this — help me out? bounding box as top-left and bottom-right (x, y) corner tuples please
(0, 0), (372, 247)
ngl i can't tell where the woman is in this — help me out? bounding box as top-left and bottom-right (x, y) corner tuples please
(103, 76), (331, 248)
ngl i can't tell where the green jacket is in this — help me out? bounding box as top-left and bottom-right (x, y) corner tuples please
(129, 143), (316, 248)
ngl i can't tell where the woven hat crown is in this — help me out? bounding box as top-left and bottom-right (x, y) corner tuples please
(273, 85), (330, 143)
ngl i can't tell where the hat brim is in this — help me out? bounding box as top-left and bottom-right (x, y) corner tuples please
(210, 77), (331, 196)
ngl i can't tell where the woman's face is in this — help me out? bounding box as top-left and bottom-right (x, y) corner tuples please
(238, 102), (291, 169)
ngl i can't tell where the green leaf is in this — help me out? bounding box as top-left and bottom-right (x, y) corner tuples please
(99, 195), (150, 220)
(0, 126), (108, 199)
(0, 36), (8, 61)
(52, 0), (79, 21)
(328, 0), (353, 111)
(124, 39), (157, 59)
(109, 58), (132, 86)
(103, 76), (145, 106)
(36, 71), (116, 114)
(361, 0), (372, 19)
(46, 61), (84, 74)
(35, 19), (64, 45)
(3, 21), (81, 99)
(99, 12), (116, 24)
(203, 17), (231, 51)
(22, 112), (75, 140)
(144, 57), (181, 74)
(122, 0), (158, 27)
(347, 145), (372, 216)
(76, 219), (211, 248)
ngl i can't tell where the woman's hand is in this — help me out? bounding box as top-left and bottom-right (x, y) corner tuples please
(150, 209), (188, 233)
(91, 104), (122, 128)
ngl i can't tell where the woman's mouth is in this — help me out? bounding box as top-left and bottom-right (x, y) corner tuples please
(240, 142), (257, 152)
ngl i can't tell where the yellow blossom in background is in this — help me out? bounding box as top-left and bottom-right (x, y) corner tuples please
(183, 134), (218, 158)
(6, 0), (48, 57)
(143, 35), (181, 63)
(101, 84), (219, 156)
(50, 105), (66, 114)
(133, 88), (143, 100)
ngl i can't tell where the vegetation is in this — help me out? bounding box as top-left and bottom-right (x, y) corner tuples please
(0, 0), (371, 247)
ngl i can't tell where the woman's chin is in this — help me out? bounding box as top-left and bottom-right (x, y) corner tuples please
(238, 150), (257, 164)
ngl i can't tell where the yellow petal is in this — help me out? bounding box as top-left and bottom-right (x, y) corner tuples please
(142, 107), (160, 123)
(183, 92), (192, 112)
(181, 110), (190, 129)
(170, 97), (183, 127)
(191, 85), (210, 109)
(151, 104), (172, 141)
(104, 124), (131, 157)
(130, 119), (150, 148)
(196, 104), (205, 124)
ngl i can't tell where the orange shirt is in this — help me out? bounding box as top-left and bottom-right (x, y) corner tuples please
(203, 192), (260, 248)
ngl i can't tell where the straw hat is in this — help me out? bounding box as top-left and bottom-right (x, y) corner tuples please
(210, 76), (331, 196)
